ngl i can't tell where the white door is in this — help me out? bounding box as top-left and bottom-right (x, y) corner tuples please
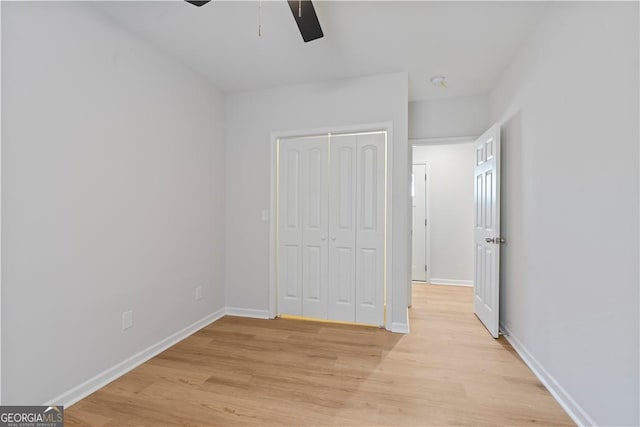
(278, 136), (329, 317)
(354, 133), (385, 325)
(301, 138), (329, 319)
(412, 164), (427, 282)
(277, 138), (303, 316)
(278, 131), (386, 327)
(328, 135), (357, 322)
(473, 124), (502, 338)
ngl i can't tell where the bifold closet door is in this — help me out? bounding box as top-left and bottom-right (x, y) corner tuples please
(278, 132), (385, 326)
(328, 133), (385, 325)
(328, 135), (358, 322)
(354, 133), (385, 325)
(277, 136), (329, 318)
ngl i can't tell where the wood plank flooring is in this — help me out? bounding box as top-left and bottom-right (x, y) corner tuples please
(66, 284), (574, 426)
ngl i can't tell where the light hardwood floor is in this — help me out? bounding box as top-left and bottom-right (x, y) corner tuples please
(66, 284), (574, 426)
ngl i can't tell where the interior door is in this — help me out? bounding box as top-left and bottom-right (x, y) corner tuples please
(412, 164), (427, 282)
(473, 124), (502, 338)
(354, 133), (385, 326)
(277, 138), (304, 316)
(300, 137), (329, 319)
(278, 131), (386, 327)
(278, 136), (329, 317)
(328, 135), (357, 322)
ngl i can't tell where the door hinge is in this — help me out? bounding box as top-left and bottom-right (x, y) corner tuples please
(425, 219), (427, 226)
(424, 174), (427, 181)
(425, 265), (428, 272)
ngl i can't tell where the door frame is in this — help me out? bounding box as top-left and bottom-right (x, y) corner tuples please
(269, 122), (394, 330)
(412, 162), (430, 284)
(410, 136), (478, 291)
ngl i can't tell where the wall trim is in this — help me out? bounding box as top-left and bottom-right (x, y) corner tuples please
(499, 322), (597, 427)
(429, 278), (474, 287)
(390, 310), (410, 334)
(410, 135), (477, 146)
(47, 307), (226, 408)
(390, 322), (410, 334)
(225, 307), (271, 319)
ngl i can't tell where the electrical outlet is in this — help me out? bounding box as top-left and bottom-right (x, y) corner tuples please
(122, 310), (133, 330)
(195, 286), (203, 301)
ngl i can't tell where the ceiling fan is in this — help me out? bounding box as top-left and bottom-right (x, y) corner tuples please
(185, 0), (324, 43)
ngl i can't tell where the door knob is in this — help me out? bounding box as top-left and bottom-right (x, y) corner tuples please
(331, 236), (337, 241)
(485, 237), (506, 244)
(321, 236), (326, 241)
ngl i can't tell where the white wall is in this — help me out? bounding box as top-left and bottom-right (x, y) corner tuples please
(409, 95), (489, 139)
(2, 2), (226, 404)
(413, 143), (474, 285)
(490, 2), (639, 425)
(225, 72), (410, 328)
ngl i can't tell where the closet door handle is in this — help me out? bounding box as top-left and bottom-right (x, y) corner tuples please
(331, 236), (337, 241)
(321, 236), (326, 241)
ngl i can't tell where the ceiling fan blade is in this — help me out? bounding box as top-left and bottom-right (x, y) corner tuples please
(185, 0), (211, 7)
(287, 0), (324, 43)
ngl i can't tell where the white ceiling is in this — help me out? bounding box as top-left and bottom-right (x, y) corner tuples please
(96, 1), (549, 101)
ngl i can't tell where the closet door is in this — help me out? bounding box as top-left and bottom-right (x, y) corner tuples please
(355, 133), (386, 326)
(328, 135), (358, 322)
(277, 138), (304, 315)
(278, 132), (385, 326)
(300, 138), (329, 319)
(277, 136), (329, 316)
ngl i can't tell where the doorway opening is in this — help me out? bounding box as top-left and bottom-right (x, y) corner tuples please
(410, 138), (476, 306)
(410, 124), (502, 339)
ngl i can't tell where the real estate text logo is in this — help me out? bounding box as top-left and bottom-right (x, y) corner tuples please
(0, 406), (64, 427)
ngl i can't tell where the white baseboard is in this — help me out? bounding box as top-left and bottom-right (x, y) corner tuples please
(429, 278), (474, 287)
(389, 309), (410, 334)
(499, 322), (596, 427)
(389, 322), (410, 334)
(47, 307), (226, 408)
(225, 307), (270, 319)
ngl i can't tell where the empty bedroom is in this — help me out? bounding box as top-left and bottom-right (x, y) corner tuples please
(1, 1), (638, 426)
